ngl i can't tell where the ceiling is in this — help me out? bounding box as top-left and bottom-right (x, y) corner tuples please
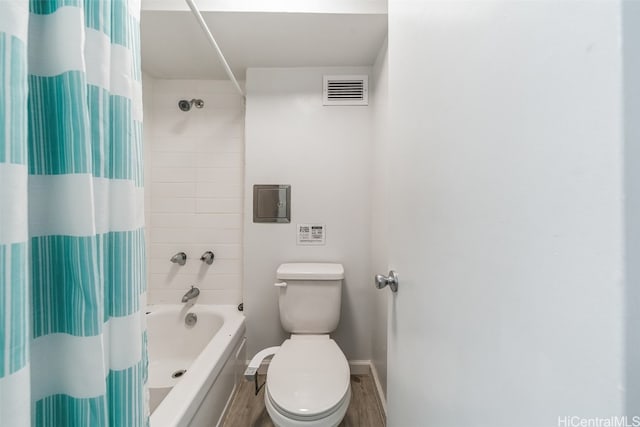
(140, 11), (388, 80)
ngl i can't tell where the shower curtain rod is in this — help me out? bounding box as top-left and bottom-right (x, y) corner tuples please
(184, 0), (245, 99)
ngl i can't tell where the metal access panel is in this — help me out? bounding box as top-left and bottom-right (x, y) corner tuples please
(253, 185), (291, 223)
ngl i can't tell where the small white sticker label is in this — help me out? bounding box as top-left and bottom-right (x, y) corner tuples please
(297, 224), (326, 245)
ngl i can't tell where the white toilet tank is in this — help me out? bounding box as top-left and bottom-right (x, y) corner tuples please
(276, 263), (344, 334)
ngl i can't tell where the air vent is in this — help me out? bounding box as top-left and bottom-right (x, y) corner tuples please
(323, 75), (369, 106)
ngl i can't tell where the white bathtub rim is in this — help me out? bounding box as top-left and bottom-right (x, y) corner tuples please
(148, 304), (246, 427)
(149, 304), (245, 427)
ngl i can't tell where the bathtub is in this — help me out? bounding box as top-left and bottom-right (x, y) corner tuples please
(147, 304), (246, 427)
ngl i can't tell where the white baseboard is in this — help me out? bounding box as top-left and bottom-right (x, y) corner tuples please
(348, 360), (372, 375)
(370, 362), (387, 417)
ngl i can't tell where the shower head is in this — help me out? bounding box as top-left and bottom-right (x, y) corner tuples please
(178, 98), (205, 112)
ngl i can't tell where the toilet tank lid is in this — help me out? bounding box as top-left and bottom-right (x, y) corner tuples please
(277, 263), (344, 280)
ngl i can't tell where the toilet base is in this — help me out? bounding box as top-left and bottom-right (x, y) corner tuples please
(264, 386), (351, 427)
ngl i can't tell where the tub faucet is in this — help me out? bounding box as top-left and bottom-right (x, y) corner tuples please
(170, 252), (187, 266)
(200, 251), (215, 265)
(182, 286), (200, 303)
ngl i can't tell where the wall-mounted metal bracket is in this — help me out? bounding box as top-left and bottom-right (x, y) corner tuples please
(243, 346), (280, 396)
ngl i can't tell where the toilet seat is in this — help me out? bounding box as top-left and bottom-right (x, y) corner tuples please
(266, 335), (350, 425)
(266, 386), (350, 422)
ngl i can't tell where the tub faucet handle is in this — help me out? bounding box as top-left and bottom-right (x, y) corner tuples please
(200, 251), (215, 265)
(170, 252), (187, 266)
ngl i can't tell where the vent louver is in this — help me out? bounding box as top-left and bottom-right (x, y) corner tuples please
(323, 75), (369, 106)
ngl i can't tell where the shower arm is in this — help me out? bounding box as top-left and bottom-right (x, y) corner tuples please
(184, 0), (245, 100)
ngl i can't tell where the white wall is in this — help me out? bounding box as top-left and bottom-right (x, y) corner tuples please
(624, 0), (640, 415)
(243, 67), (372, 360)
(386, 1), (625, 425)
(143, 78), (245, 304)
(370, 40), (388, 398)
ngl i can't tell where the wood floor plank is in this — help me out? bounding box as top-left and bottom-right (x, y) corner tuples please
(223, 375), (385, 427)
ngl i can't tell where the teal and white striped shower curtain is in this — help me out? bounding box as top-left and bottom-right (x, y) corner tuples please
(0, 0), (147, 425)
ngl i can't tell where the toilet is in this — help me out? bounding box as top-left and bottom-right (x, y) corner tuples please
(265, 263), (351, 427)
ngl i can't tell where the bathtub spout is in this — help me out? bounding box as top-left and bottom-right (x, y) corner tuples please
(182, 286), (200, 303)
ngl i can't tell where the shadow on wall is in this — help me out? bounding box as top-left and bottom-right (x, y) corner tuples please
(624, 0), (640, 416)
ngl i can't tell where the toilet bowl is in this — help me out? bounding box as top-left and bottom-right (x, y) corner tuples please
(265, 335), (351, 427)
(244, 263), (349, 426)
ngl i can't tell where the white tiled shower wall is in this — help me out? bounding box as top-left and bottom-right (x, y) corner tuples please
(143, 78), (244, 304)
